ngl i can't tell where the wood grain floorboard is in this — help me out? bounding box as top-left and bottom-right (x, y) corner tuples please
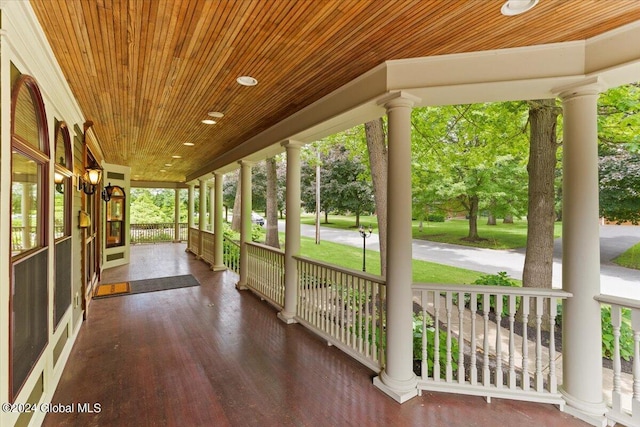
(43, 243), (588, 427)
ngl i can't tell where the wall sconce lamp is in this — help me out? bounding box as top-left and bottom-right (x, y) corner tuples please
(54, 172), (64, 194)
(79, 167), (102, 195)
(102, 182), (115, 202)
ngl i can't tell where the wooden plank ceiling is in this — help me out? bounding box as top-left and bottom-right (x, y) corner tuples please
(30, 0), (640, 183)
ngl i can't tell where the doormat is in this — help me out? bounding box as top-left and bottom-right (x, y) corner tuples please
(94, 282), (131, 298)
(94, 274), (200, 299)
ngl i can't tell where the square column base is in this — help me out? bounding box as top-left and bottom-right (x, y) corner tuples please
(373, 376), (418, 403)
(277, 311), (298, 324)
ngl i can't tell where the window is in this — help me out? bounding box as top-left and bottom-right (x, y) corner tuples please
(106, 186), (126, 247)
(53, 122), (72, 239)
(10, 73), (49, 401)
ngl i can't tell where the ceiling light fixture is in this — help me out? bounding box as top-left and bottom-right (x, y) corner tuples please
(201, 119), (216, 125)
(236, 75), (258, 86)
(184, 142), (195, 146)
(501, 0), (538, 16)
(208, 111), (224, 118)
(165, 163), (172, 167)
(172, 155), (182, 159)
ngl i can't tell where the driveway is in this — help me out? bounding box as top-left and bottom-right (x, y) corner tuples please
(278, 220), (640, 299)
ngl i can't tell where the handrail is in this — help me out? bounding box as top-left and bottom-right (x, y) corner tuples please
(246, 242), (285, 308)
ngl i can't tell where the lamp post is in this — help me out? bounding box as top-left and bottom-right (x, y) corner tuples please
(358, 225), (373, 272)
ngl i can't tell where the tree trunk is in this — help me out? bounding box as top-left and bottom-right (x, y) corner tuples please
(364, 118), (388, 277)
(503, 214), (514, 224)
(265, 157), (280, 248)
(466, 195), (480, 240)
(487, 213), (496, 226)
(522, 98), (561, 326)
(231, 177), (242, 232)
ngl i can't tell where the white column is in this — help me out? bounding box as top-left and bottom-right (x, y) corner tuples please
(558, 79), (607, 425)
(278, 141), (302, 324)
(173, 188), (180, 242)
(212, 172), (226, 271)
(187, 183), (195, 229)
(373, 92), (419, 403)
(198, 179), (207, 258)
(237, 161), (253, 290)
(209, 183), (215, 232)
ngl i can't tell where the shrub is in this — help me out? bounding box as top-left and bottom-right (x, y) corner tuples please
(601, 305), (634, 361)
(427, 213), (445, 222)
(413, 313), (459, 378)
(471, 271), (520, 317)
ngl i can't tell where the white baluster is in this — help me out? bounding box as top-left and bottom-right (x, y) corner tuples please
(422, 292), (428, 379)
(610, 304), (622, 413)
(434, 293), (441, 381)
(495, 294), (503, 388)
(535, 296), (543, 392)
(548, 297), (558, 393)
(483, 293), (490, 388)
(470, 292), (478, 386)
(632, 308), (640, 421)
(508, 294), (516, 390)
(458, 291), (465, 384)
(521, 295), (530, 391)
(446, 292), (453, 382)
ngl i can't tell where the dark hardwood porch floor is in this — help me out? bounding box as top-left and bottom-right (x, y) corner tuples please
(44, 243), (588, 427)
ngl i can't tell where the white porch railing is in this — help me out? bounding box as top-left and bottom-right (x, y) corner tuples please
(413, 283), (571, 407)
(187, 227), (200, 256)
(223, 236), (240, 274)
(246, 242), (285, 309)
(201, 231), (215, 266)
(294, 255), (386, 372)
(595, 294), (640, 427)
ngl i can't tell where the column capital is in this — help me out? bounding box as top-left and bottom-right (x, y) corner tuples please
(377, 91), (421, 110)
(281, 140), (304, 150)
(553, 77), (606, 100)
(237, 159), (256, 167)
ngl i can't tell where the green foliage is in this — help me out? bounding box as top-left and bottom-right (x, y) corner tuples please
(471, 272), (520, 317)
(413, 313), (459, 378)
(599, 147), (640, 224)
(427, 213), (445, 222)
(614, 242), (640, 270)
(601, 306), (634, 362)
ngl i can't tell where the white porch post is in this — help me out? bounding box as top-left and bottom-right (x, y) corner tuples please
(188, 183), (195, 228)
(209, 183), (215, 232)
(212, 172), (226, 271)
(198, 179), (207, 258)
(373, 92), (419, 403)
(558, 79), (607, 425)
(278, 141), (302, 324)
(173, 188), (180, 242)
(237, 161), (253, 290)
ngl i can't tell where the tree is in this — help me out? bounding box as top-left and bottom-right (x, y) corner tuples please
(364, 118), (388, 276)
(600, 147), (640, 224)
(522, 99), (562, 297)
(265, 157), (280, 248)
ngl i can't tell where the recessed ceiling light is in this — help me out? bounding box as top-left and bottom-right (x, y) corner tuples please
(184, 142), (195, 146)
(172, 155), (182, 159)
(160, 169), (167, 173)
(201, 119), (216, 125)
(501, 0), (538, 16)
(236, 75), (258, 86)
(165, 163), (172, 167)
(208, 111), (224, 118)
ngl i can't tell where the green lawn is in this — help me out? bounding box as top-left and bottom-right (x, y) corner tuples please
(298, 235), (487, 284)
(300, 213), (562, 250)
(614, 242), (640, 269)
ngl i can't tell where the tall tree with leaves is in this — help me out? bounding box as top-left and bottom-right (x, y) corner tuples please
(265, 157), (280, 248)
(522, 99), (561, 296)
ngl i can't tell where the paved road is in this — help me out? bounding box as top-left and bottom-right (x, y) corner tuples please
(277, 220), (640, 299)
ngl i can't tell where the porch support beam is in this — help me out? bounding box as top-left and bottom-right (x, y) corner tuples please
(188, 183), (195, 229)
(278, 140), (303, 324)
(212, 172), (226, 271)
(557, 79), (607, 426)
(198, 178), (207, 258)
(237, 161), (253, 290)
(173, 188), (180, 242)
(373, 91), (420, 403)
(209, 183), (215, 232)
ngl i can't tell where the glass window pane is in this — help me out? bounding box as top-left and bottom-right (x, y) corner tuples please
(14, 87), (40, 149)
(11, 152), (41, 255)
(55, 127), (67, 167)
(54, 178), (66, 239)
